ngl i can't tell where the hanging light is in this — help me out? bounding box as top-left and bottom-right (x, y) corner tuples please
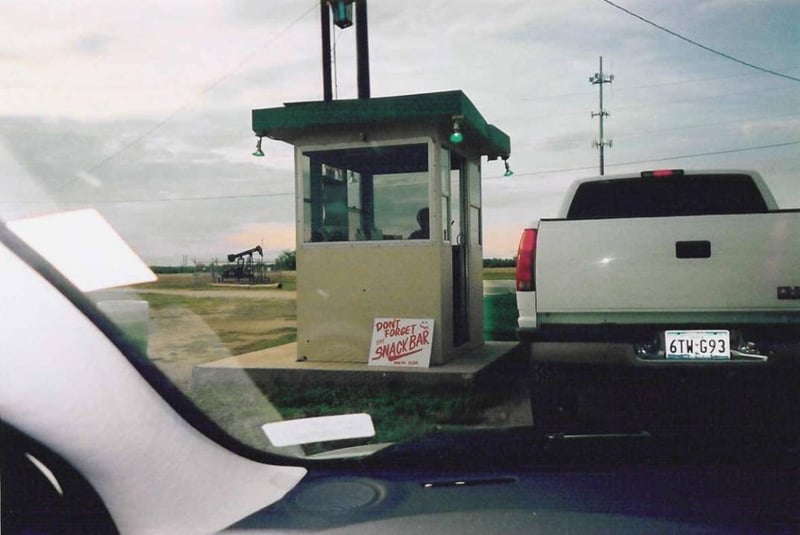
(503, 157), (514, 177)
(449, 118), (464, 144)
(252, 137), (264, 157)
(331, 0), (353, 29)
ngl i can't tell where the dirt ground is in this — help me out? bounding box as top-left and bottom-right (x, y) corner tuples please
(137, 288), (296, 300)
(134, 281), (531, 434)
(137, 288), (296, 391)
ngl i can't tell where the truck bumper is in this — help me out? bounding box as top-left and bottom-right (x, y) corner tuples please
(518, 325), (800, 366)
(515, 291), (537, 330)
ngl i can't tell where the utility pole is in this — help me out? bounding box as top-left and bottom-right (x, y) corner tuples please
(589, 56), (613, 175)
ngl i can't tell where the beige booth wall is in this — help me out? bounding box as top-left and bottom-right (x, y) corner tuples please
(296, 242), (455, 364)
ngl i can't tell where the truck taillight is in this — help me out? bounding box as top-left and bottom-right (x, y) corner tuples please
(515, 228), (537, 292)
(641, 169), (684, 178)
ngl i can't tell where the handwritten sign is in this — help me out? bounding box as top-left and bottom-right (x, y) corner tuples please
(368, 318), (434, 368)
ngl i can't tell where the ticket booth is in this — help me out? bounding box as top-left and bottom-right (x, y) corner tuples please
(252, 90), (510, 365)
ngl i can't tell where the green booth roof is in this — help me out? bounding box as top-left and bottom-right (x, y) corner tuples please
(252, 90), (510, 160)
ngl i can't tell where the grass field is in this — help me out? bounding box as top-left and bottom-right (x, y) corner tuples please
(138, 270), (297, 291)
(141, 267), (508, 288)
(190, 380), (518, 453)
(128, 268), (522, 455)
(144, 292), (297, 355)
(482, 266), (516, 280)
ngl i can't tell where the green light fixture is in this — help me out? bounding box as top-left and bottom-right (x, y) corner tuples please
(503, 158), (514, 177)
(331, 0), (353, 29)
(252, 137), (264, 157)
(449, 119), (464, 144)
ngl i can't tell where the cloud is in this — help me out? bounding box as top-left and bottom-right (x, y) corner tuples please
(70, 33), (114, 56)
(518, 131), (596, 153)
(697, 0), (773, 11)
(0, 115), (296, 263)
(738, 117), (800, 139)
(482, 223), (525, 259)
(226, 221), (296, 259)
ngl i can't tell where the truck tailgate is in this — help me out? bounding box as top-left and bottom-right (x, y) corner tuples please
(536, 212), (800, 322)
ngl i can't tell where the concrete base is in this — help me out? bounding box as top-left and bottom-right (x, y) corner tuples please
(193, 341), (525, 389)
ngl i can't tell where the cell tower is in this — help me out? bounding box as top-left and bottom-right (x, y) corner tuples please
(589, 56), (614, 175)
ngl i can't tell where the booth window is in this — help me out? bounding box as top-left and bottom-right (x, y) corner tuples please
(302, 144), (429, 243)
(468, 160), (482, 245)
(440, 146), (451, 242)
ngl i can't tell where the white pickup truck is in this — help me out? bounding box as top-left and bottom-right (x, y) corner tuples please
(515, 169), (800, 364)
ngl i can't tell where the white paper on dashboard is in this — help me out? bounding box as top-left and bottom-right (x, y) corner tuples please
(263, 413), (376, 447)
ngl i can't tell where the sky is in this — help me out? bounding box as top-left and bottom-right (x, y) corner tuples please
(1, 0), (798, 263)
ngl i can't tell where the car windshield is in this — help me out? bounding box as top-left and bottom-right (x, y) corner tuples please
(2, 1), (799, 464)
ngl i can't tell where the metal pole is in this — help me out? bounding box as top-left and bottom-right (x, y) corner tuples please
(321, 1), (333, 101)
(356, 0), (371, 99)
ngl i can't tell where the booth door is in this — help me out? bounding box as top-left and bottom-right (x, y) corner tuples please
(450, 154), (469, 348)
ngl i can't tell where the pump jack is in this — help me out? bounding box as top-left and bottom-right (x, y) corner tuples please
(217, 246), (265, 283)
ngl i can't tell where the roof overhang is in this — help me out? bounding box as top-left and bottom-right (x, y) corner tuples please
(252, 90), (510, 160)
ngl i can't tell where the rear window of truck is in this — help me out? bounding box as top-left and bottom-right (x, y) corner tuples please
(567, 174), (769, 219)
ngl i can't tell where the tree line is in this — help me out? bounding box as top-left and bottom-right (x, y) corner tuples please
(152, 252), (513, 273)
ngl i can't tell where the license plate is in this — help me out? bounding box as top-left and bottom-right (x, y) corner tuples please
(665, 330), (730, 360)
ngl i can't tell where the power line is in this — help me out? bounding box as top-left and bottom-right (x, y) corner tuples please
(513, 110), (800, 150)
(610, 140), (800, 167)
(80, 191), (294, 206)
(57, 2), (319, 190)
(493, 140), (800, 179)
(500, 80), (795, 126)
(600, 0), (800, 83)
(519, 70), (765, 102)
(0, 191), (298, 210)
(614, 112), (800, 141)
(17, 138), (799, 203)
(88, 140), (800, 202)
(1, 191), (295, 208)
(97, 138), (799, 202)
